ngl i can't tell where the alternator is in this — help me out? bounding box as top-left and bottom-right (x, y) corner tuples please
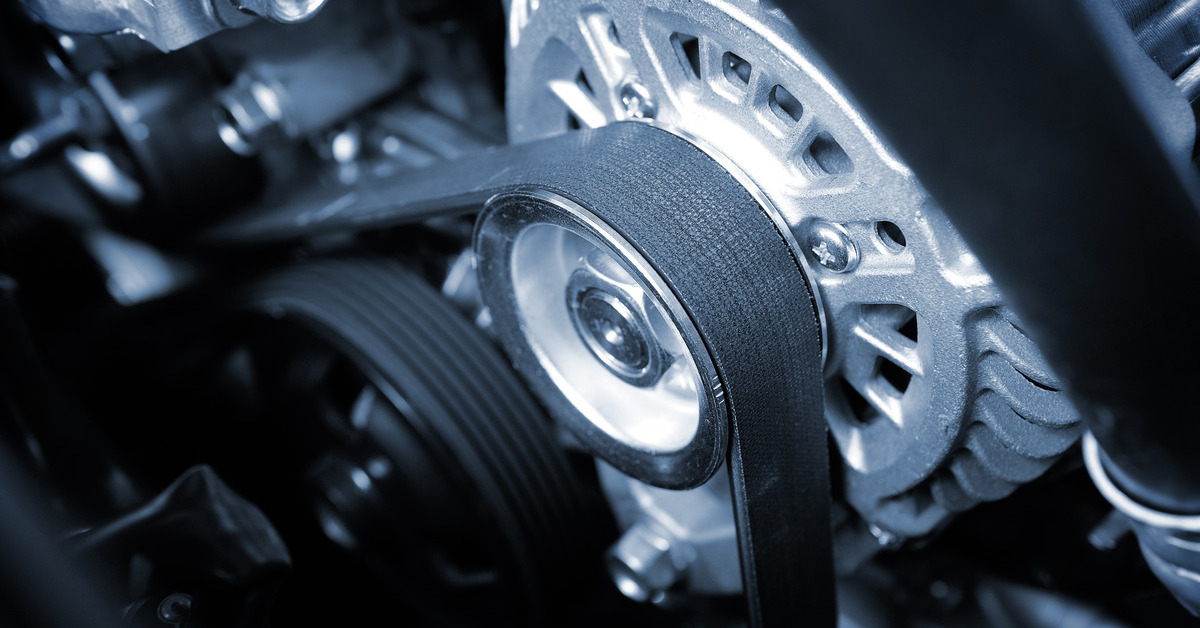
(504, 0), (1080, 575)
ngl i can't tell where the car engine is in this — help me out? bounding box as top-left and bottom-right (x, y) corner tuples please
(2, 0), (1199, 625)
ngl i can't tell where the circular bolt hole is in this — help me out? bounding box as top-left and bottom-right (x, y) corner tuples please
(876, 221), (906, 252)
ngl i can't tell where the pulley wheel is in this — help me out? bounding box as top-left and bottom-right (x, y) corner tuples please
(472, 124), (834, 625)
(243, 257), (604, 627)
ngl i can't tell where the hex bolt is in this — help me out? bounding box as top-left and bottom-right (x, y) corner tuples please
(806, 221), (859, 273)
(572, 288), (653, 374)
(607, 522), (682, 603)
(619, 81), (657, 120)
(565, 258), (675, 388)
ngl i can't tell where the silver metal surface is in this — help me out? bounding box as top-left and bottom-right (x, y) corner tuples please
(565, 264), (676, 387)
(217, 75), (285, 156)
(607, 521), (682, 603)
(807, 220), (858, 273)
(599, 462), (742, 598)
(83, 230), (196, 306)
(233, 0), (327, 24)
(23, 0), (258, 52)
(156, 593), (193, 624)
(505, 0), (1080, 553)
(64, 144), (142, 207)
(214, 15), (412, 156)
(477, 188), (721, 456)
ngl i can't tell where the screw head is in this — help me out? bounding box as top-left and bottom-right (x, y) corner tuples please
(564, 257), (675, 388)
(619, 81), (656, 119)
(807, 221), (858, 273)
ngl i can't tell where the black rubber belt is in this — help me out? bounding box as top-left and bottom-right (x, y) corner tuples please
(515, 126), (833, 627)
(210, 123), (834, 626)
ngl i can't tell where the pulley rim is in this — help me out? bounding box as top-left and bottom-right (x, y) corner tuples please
(469, 122), (835, 624)
(476, 188), (727, 487)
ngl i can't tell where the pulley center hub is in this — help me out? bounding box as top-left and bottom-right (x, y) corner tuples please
(565, 253), (676, 387)
(571, 288), (649, 375)
(496, 190), (713, 459)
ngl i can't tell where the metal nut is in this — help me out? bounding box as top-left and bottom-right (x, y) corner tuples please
(607, 522), (681, 603)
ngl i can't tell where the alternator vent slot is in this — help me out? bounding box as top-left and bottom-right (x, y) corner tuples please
(805, 132), (853, 175)
(671, 33), (702, 80)
(769, 84), (802, 122)
(878, 357), (912, 394)
(723, 51), (752, 85)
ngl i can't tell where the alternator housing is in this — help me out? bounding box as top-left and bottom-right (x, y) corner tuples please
(505, 0), (1080, 564)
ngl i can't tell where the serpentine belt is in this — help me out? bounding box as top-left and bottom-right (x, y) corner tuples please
(208, 122), (834, 626)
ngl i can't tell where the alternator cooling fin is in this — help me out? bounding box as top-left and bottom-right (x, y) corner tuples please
(868, 309), (1082, 536)
(963, 423), (1059, 485)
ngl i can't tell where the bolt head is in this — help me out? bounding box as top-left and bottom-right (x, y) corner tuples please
(619, 81), (656, 119)
(565, 254), (674, 387)
(807, 221), (858, 273)
(608, 523), (680, 603)
(574, 288), (652, 373)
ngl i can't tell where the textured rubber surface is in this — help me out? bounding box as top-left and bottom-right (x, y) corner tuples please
(246, 258), (601, 626)
(474, 124), (834, 627)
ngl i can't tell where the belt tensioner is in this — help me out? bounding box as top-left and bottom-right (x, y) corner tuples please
(471, 123), (834, 626)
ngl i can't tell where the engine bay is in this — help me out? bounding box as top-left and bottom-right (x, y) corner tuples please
(2, 0), (1200, 625)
